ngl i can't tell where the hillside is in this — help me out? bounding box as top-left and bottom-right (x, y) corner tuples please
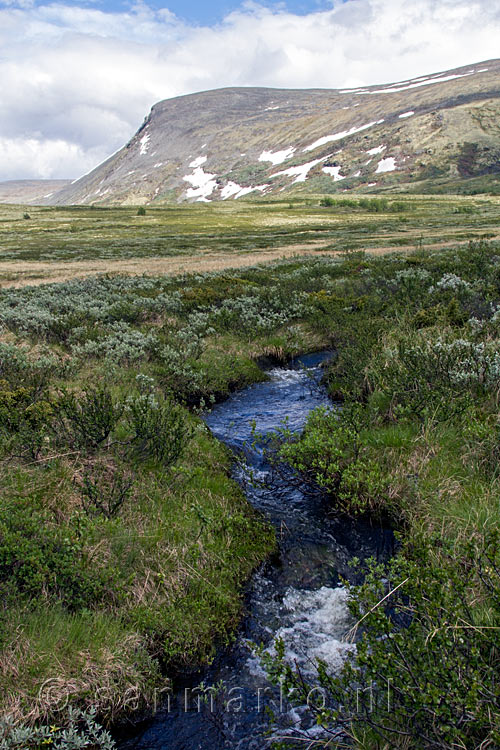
(0, 179), (72, 205)
(46, 59), (500, 206)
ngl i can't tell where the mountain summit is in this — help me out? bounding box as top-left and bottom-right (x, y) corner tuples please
(48, 59), (500, 205)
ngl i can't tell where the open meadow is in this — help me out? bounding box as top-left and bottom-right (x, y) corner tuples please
(0, 193), (499, 286)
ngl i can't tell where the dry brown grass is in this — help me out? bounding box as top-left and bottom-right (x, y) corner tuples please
(0, 631), (159, 725)
(1, 234), (496, 289)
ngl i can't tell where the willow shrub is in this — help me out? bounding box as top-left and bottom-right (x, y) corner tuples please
(277, 404), (389, 517)
(264, 532), (500, 750)
(0, 708), (115, 750)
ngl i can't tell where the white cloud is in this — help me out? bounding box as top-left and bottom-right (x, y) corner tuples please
(0, 136), (104, 179)
(0, 0), (499, 179)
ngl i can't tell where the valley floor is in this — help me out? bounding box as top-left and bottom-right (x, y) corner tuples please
(0, 193), (499, 287)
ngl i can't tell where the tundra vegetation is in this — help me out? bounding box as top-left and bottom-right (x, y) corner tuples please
(0, 193), (498, 284)
(0, 195), (498, 748)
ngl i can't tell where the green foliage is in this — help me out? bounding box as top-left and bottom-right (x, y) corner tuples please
(320, 196), (407, 213)
(77, 462), (134, 519)
(0, 708), (115, 749)
(128, 392), (192, 465)
(0, 232), (500, 736)
(265, 533), (500, 749)
(277, 405), (389, 516)
(0, 499), (114, 610)
(367, 328), (500, 420)
(60, 386), (124, 451)
(0, 343), (68, 394)
(0, 382), (54, 459)
(136, 206), (146, 216)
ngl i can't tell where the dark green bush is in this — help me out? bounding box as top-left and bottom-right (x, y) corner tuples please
(0, 382), (54, 459)
(77, 461), (134, 519)
(60, 386), (124, 451)
(128, 394), (192, 466)
(277, 404), (389, 516)
(264, 532), (500, 750)
(0, 499), (114, 610)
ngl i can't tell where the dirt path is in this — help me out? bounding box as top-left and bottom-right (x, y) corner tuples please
(0, 234), (498, 288)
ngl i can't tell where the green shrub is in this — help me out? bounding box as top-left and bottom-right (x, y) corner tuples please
(0, 708), (115, 749)
(367, 329), (500, 420)
(263, 532), (500, 750)
(0, 344), (68, 395)
(60, 386), (124, 451)
(128, 393), (192, 466)
(0, 500), (113, 610)
(0, 383), (54, 459)
(77, 461), (135, 519)
(277, 405), (388, 516)
(320, 196), (336, 207)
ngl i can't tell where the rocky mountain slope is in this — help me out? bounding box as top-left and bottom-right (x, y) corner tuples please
(0, 180), (72, 205)
(47, 59), (500, 206)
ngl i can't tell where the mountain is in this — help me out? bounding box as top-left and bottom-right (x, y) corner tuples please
(0, 179), (72, 205)
(47, 59), (500, 206)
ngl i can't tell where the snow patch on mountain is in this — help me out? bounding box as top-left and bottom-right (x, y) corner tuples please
(220, 181), (268, 199)
(304, 121), (384, 152)
(367, 145), (386, 155)
(322, 166), (345, 180)
(272, 155), (330, 183)
(139, 134), (150, 155)
(183, 166), (217, 199)
(375, 157), (396, 173)
(259, 147), (295, 165)
(372, 72), (473, 94)
(189, 155), (207, 168)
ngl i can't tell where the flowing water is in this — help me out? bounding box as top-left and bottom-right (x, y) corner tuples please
(117, 353), (393, 749)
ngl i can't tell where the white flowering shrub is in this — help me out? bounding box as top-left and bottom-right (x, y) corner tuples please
(393, 267), (432, 288)
(72, 322), (157, 364)
(0, 276), (182, 340)
(208, 290), (307, 335)
(368, 329), (500, 418)
(430, 272), (472, 295)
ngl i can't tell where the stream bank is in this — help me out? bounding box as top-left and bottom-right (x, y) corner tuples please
(116, 353), (393, 749)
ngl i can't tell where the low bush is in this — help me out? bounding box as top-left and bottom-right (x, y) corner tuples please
(0, 383), (54, 459)
(0, 708), (115, 749)
(264, 532), (500, 750)
(60, 386), (124, 452)
(0, 499), (115, 610)
(128, 392), (192, 466)
(277, 405), (389, 516)
(367, 328), (500, 420)
(76, 461), (135, 519)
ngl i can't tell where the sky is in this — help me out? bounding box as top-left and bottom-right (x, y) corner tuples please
(0, 0), (499, 181)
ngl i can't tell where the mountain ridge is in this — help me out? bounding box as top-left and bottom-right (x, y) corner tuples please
(46, 58), (500, 205)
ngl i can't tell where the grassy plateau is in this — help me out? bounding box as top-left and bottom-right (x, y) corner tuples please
(0, 193), (498, 285)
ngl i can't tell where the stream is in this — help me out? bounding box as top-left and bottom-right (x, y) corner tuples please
(117, 352), (393, 749)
